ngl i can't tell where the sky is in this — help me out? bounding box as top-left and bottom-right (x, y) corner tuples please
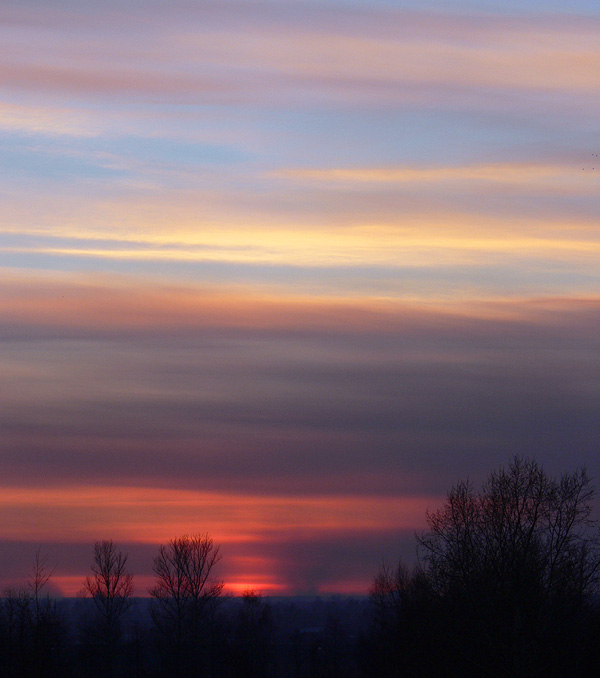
(1, 0), (599, 596)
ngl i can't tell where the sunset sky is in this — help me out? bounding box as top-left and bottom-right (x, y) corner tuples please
(1, 0), (599, 596)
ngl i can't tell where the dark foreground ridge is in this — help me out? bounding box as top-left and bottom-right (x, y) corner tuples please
(0, 593), (372, 678)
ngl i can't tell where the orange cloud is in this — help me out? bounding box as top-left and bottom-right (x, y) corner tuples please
(274, 162), (600, 194)
(0, 484), (435, 545)
(0, 484), (435, 595)
(2, 272), (599, 342)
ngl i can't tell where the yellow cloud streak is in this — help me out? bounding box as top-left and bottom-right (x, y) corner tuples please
(2, 155), (598, 274)
(275, 162), (600, 189)
(2, 231), (599, 268)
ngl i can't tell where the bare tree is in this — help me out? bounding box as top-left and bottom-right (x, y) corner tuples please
(150, 533), (223, 677)
(85, 540), (134, 630)
(0, 553), (65, 678)
(417, 456), (600, 677)
(28, 549), (53, 614)
(27, 551), (65, 678)
(84, 540), (133, 676)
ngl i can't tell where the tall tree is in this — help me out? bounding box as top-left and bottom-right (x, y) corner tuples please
(417, 457), (600, 677)
(150, 533), (223, 677)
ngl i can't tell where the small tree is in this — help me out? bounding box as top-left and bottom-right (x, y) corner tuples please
(370, 560), (412, 635)
(365, 561), (438, 678)
(29, 550), (53, 614)
(0, 587), (34, 678)
(0, 553), (66, 678)
(150, 533), (223, 677)
(84, 540), (133, 676)
(27, 551), (65, 678)
(233, 590), (274, 678)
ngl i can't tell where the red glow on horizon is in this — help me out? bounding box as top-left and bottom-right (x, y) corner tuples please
(224, 581), (289, 596)
(0, 483), (436, 598)
(0, 484), (435, 544)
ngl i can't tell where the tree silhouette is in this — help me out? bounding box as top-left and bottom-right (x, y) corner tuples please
(29, 550), (53, 612)
(0, 553), (66, 678)
(149, 533), (223, 677)
(83, 540), (133, 677)
(417, 457), (600, 677)
(28, 551), (65, 678)
(363, 560), (440, 678)
(232, 590), (274, 678)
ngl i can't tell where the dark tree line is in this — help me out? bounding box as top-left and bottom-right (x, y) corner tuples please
(0, 551), (67, 678)
(2, 458), (600, 678)
(80, 533), (225, 678)
(361, 457), (600, 678)
(0, 534), (227, 678)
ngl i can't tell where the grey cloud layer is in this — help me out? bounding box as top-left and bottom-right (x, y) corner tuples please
(2, 1), (599, 112)
(2, 295), (599, 496)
